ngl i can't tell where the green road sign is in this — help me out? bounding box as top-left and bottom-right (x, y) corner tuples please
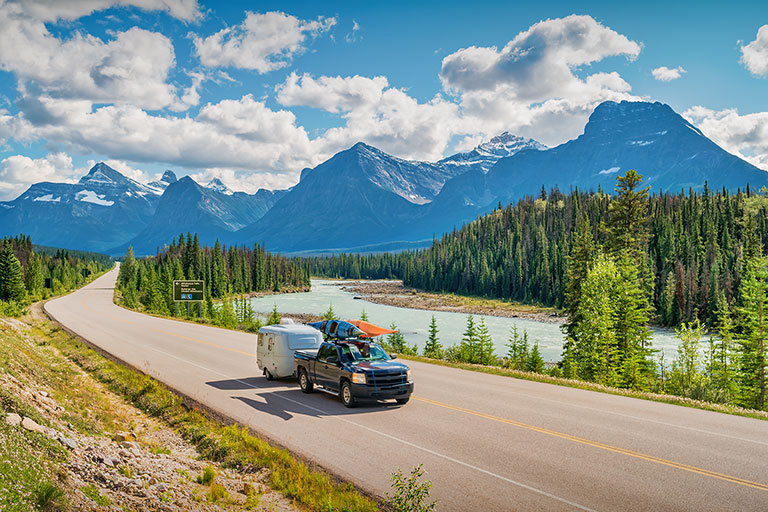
(173, 280), (204, 302)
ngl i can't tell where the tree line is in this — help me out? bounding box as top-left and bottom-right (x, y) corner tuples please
(304, 181), (768, 329)
(308, 172), (768, 411)
(0, 234), (112, 316)
(117, 233), (310, 328)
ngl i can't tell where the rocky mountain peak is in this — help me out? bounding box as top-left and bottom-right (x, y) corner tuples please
(205, 178), (233, 195)
(78, 162), (128, 186)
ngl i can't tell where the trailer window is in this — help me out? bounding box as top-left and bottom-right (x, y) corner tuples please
(288, 335), (319, 350)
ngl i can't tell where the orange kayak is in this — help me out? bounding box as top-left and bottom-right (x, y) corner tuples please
(347, 319), (397, 338)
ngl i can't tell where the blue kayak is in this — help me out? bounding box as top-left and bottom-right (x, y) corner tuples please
(308, 320), (365, 339)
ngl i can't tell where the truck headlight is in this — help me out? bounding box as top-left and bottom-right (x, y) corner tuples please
(352, 373), (367, 384)
(406, 370), (412, 382)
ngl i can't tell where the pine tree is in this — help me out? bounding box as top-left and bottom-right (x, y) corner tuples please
(360, 309), (369, 321)
(0, 242), (26, 302)
(736, 256), (768, 409)
(24, 251), (44, 296)
(527, 342), (545, 373)
(387, 322), (406, 353)
(562, 214), (595, 371)
(460, 315), (477, 363)
(711, 292), (737, 399)
(506, 325), (529, 370)
(604, 169), (651, 260)
(119, 246), (136, 288)
(476, 317), (495, 365)
(323, 304), (338, 320)
(267, 304), (281, 325)
(423, 315), (443, 359)
(668, 320), (705, 398)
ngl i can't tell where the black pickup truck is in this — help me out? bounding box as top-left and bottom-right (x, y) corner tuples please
(294, 339), (413, 407)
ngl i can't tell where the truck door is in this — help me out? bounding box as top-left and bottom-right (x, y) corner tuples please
(316, 344), (341, 390)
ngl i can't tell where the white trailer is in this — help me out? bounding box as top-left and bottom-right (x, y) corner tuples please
(257, 319), (323, 379)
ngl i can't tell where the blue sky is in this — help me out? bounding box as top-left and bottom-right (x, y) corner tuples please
(0, 0), (766, 199)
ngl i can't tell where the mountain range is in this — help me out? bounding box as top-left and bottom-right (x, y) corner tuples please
(1, 100), (766, 255)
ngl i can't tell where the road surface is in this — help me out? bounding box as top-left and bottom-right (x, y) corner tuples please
(45, 268), (768, 511)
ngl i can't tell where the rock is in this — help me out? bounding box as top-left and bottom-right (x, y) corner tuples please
(118, 449), (131, 458)
(113, 432), (134, 443)
(4, 412), (21, 426)
(21, 417), (46, 434)
(149, 477), (158, 485)
(120, 441), (139, 450)
(154, 483), (168, 492)
(39, 391), (48, 397)
(59, 437), (77, 450)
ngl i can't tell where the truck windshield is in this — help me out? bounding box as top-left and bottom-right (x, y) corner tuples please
(340, 343), (390, 362)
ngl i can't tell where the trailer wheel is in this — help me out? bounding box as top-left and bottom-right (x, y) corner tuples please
(298, 368), (313, 393)
(264, 368), (274, 381)
(340, 381), (356, 408)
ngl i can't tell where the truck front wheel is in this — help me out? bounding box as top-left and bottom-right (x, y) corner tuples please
(340, 381), (356, 408)
(298, 368), (313, 393)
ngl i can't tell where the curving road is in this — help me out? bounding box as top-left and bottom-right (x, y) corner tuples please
(45, 268), (768, 511)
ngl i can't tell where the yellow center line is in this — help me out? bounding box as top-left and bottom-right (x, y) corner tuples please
(413, 396), (768, 492)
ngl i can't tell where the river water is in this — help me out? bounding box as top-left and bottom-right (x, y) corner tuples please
(250, 279), (681, 363)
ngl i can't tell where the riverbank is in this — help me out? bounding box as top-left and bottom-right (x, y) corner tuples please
(339, 280), (563, 324)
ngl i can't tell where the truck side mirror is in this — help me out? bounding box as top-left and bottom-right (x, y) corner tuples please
(389, 354), (397, 359)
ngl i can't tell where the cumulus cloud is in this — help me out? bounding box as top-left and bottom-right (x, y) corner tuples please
(741, 25), (768, 76)
(652, 66), (686, 81)
(277, 73), (460, 161)
(0, 2), (187, 111)
(684, 105), (768, 169)
(193, 11), (336, 72)
(0, 152), (77, 199)
(440, 14), (641, 99)
(9, 94), (317, 172)
(6, 0), (201, 22)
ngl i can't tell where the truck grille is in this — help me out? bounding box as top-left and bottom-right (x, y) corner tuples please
(369, 371), (406, 390)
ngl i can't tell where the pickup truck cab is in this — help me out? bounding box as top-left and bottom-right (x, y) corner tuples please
(294, 339), (413, 408)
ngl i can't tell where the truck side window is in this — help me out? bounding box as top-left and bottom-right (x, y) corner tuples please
(318, 344), (335, 361)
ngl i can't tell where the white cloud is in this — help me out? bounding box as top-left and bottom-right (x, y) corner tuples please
(277, 73), (460, 161)
(741, 25), (768, 77)
(684, 105), (768, 169)
(193, 11), (336, 72)
(277, 72), (388, 113)
(0, 152), (77, 199)
(0, 2), (187, 111)
(189, 167), (297, 194)
(652, 66), (686, 82)
(8, 0), (201, 22)
(345, 19), (361, 43)
(440, 14), (641, 99)
(10, 94), (317, 173)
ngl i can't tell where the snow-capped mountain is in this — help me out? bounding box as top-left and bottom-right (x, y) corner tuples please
(205, 178), (234, 195)
(147, 170), (178, 191)
(112, 177), (285, 256)
(0, 163), (161, 252)
(439, 132), (546, 174)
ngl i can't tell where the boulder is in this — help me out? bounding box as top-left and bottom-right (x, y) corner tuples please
(4, 412), (21, 426)
(21, 417), (46, 434)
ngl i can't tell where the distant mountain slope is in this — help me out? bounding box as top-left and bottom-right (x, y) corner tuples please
(425, 101), (768, 235)
(236, 136), (543, 252)
(113, 177), (285, 256)
(0, 162), (160, 252)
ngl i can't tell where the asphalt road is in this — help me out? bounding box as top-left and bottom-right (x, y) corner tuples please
(45, 268), (768, 511)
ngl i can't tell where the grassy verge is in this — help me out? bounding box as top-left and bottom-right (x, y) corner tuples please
(399, 354), (768, 421)
(37, 313), (379, 511)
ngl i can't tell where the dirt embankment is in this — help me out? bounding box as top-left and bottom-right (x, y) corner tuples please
(339, 280), (564, 324)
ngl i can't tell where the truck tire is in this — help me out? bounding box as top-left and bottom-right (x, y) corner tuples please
(340, 381), (356, 408)
(298, 368), (313, 393)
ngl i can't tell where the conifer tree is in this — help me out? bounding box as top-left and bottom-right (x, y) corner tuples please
(423, 315), (443, 359)
(360, 309), (369, 321)
(736, 256), (768, 409)
(527, 342), (545, 373)
(267, 304), (282, 325)
(506, 325), (529, 370)
(460, 315), (477, 363)
(711, 292), (737, 398)
(0, 241), (26, 302)
(24, 251), (44, 296)
(387, 322), (406, 353)
(476, 317), (495, 365)
(119, 246), (136, 288)
(323, 303), (338, 320)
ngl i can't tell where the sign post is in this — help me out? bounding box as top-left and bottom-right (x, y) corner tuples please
(173, 280), (204, 318)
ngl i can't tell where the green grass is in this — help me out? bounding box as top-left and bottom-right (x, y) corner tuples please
(0, 421), (67, 512)
(197, 465), (216, 486)
(41, 317), (379, 512)
(399, 354), (768, 421)
(82, 484), (111, 506)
